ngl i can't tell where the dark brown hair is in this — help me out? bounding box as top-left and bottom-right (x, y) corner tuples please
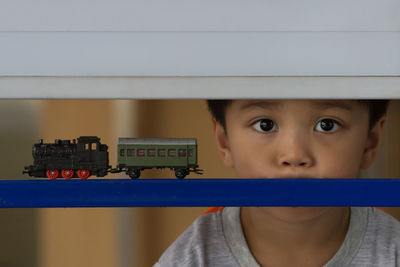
(206, 100), (390, 132)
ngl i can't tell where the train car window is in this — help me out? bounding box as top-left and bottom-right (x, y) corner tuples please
(148, 149), (155, 157)
(188, 149), (193, 157)
(120, 149), (125, 157)
(178, 149), (186, 157)
(168, 149), (176, 157)
(127, 149), (135, 157)
(85, 144), (89, 150)
(138, 149), (145, 157)
(158, 149), (166, 157)
(91, 143), (97, 150)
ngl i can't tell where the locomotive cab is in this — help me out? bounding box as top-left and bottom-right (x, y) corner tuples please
(75, 136), (110, 177)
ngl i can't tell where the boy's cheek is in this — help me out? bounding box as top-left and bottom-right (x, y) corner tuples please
(318, 154), (363, 178)
(331, 146), (367, 177)
(232, 153), (272, 178)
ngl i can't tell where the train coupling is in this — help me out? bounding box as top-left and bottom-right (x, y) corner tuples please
(22, 166), (30, 175)
(109, 168), (122, 174)
(192, 167), (204, 175)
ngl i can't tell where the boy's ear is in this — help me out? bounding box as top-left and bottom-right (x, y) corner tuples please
(360, 116), (387, 169)
(211, 117), (234, 168)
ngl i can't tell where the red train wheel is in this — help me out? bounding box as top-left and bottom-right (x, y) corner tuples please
(77, 169), (90, 179)
(61, 169), (74, 179)
(46, 170), (59, 180)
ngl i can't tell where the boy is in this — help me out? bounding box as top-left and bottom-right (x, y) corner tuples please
(155, 100), (399, 267)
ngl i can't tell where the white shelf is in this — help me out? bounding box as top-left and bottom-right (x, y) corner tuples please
(0, 76), (399, 99)
(0, 1), (399, 98)
(1, 0), (399, 31)
(1, 32), (400, 77)
(1, 0), (399, 77)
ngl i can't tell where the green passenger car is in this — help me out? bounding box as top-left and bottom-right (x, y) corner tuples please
(117, 138), (202, 179)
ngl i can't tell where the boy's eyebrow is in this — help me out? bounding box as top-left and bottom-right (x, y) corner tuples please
(312, 101), (355, 112)
(238, 101), (355, 112)
(239, 101), (282, 111)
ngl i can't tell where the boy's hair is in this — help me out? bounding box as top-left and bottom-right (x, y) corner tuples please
(206, 100), (391, 133)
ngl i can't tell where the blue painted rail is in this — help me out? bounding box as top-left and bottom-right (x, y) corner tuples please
(0, 179), (399, 208)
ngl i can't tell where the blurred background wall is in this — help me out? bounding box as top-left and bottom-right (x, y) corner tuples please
(37, 100), (119, 267)
(0, 99), (398, 267)
(0, 101), (40, 267)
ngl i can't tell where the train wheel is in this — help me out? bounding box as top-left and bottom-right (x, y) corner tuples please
(77, 169), (91, 179)
(61, 169), (74, 179)
(128, 169), (141, 179)
(97, 169), (108, 177)
(46, 169), (59, 180)
(175, 169), (187, 179)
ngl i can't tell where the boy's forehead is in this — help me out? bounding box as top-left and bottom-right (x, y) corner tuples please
(231, 100), (364, 112)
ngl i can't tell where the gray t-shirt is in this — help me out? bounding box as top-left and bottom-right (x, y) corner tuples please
(155, 207), (400, 267)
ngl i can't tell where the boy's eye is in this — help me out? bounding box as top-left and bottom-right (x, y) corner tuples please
(315, 119), (341, 133)
(252, 118), (341, 133)
(252, 119), (277, 133)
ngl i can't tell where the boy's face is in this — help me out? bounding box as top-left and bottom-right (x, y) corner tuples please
(213, 100), (386, 179)
(212, 100), (386, 222)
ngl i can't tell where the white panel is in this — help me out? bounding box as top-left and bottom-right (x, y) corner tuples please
(0, 77), (399, 99)
(1, 0), (399, 31)
(0, 32), (399, 76)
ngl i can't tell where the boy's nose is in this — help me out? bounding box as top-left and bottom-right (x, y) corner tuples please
(280, 157), (312, 167)
(276, 135), (314, 168)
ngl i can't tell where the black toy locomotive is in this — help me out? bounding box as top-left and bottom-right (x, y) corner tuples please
(23, 136), (110, 179)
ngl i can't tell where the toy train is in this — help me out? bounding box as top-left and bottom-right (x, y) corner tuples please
(23, 136), (203, 179)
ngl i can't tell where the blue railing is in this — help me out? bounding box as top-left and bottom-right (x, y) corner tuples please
(0, 178), (399, 208)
